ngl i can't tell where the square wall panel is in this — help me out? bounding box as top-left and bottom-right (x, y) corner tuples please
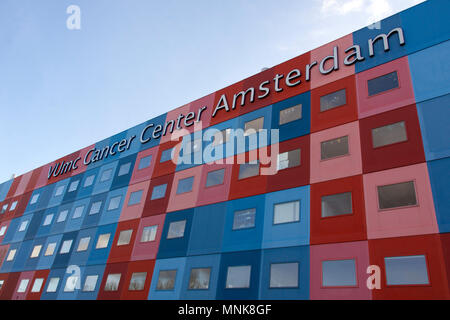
(152, 141), (180, 179)
(428, 158), (450, 233)
(363, 163), (438, 240)
(159, 104), (194, 145)
(359, 104), (426, 174)
(36, 234), (63, 270)
(23, 237), (47, 271)
(310, 121), (362, 184)
(311, 74), (358, 133)
(196, 162), (233, 207)
(142, 174), (174, 217)
(119, 180), (150, 222)
(129, 146), (159, 185)
(0, 272), (20, 300)
(98, 186), (128, 227)
(310, 240), (372, 300)
(120, 259), (155, 300)
(110, 154), (137, 190)
(107, 219), (140, 264)
(369, 234), (450, 300)
(148, 257), (187, 300)
(86, 223), (117, 266)
(91, 161), (119, 196)
(68, 227), (97, 268)
(131, 214), (165, 261)
(139, 113), (168, 152)
(157, 209), (193, 259)
(26, 269), (50, 300)
(97, 262), (128, 300)
(167, 165), (203, 212)
(76, 264), (106, 300)
(76, 167), (100, 200)
(356, 56), (415, 119)
(40, 268), (66, 300)
(51, 231), (79, 270)
(80, 193), (107, 230)
(209, 80), (245, 127)
(239, 67), (275, 117)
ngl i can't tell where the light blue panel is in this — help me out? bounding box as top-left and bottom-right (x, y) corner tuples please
(259, 246), (310, 300)
(46, 178), (71, 208)
(11, 239), (33, 272)
(237, 105), (273, 152)
(428, 158), (450, 233)
(1, 217), (20, 244)
(416, 93), (450, 161)
(36, 234), (63, 270)
(22, 237), (47, 271)
(9, 214), (34, 244)
(222, 194), (265, 253)
(49, 203), (72, 236)
(64, 198), (91, 233)
(86, 223), (117, 266)
(180, 254), (221, 300)
(409, 40), (450, 103)
(262, 186), (310, 249)
(68, 227), (98, 267)
(81, 192), (108, 229)
(76, 167), (101, 200)
(35, 207), (58, 239)
(76, 264), (106, 300)
(23, 184), (55, 216)
(40, 267), (66, 300)
(91, 161), (119, 196)
(0, 179), (13, 202)
(97, 186), (127, 226)
(148, 257), (187, 300)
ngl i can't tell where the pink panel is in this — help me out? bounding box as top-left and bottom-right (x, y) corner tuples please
(188, 92), (215, 130)
(310, 34), (355, 89)
(130, 214), (165, 261)
(310, 241), (372, 300)
(11, 271), (35, 300)
(356, 56), (415, 119)
(13, 171), (32, 197)
(129, 146), (159, 185)
(363, 163), (438, 239)
(160, 104), (192, 144)
(196, 162), (233, 207)
(119, 180), (151, 222)
(310, 121), (362, 183)
(166, 166), (203, 212)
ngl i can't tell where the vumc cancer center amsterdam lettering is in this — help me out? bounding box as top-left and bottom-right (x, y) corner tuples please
(0, 0), (450, 300)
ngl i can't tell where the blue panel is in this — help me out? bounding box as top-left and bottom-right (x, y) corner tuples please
(40, 267), (66, 300)
(121, 123), (146, 158)
(216, 250), (261, 300)
(86, 223), (117, 266)
(148, 257), (186, 300)
(271, 91), (310, 142)
(188, 202), (226, 256)
(23, 210), (45, 241)
(64, 198), (91, 233)
(10, 215), (34, 244)
(428, 158), (450, 233)
(157, 209), (194, 259)
(176, 130), (206, 172)
(81, 192), (108, 229)
(57, 264), (83, 300)
(409, 40), (450, 103)
(180, 254), (221, 300)
(76, 264), (106, 300)
(416, 94), (450, 161)
(222, 194), (265, 253)
(139, 113), (168, 151)
(11, 239), (33, 272)
(76, 167), (101, 200)
(400, 0), (450, 56)
(91, 161), (119, 196)
(0, 179), (13, 202)
(1, 218), (20, 244)
(353, 13), (407, 73)
(0, 242), (21, 273)
(52, 231), (79, 269)
(62, 173), (85, 204)
(262, 186), (310, 249)
(237, 105), (273, 152)
(259, 246), (309, 300)
(49, 203), (73, 236)
(110, 154), (137, 190)
(23, 237), (47, 271)
(23, 184), (55, 215)
(35, 208), (58, 238)
(68, 227), (98, 267)
(46, 178), (71, 208)
(36, 234), (63, 270)
(97, 186), (127, 226)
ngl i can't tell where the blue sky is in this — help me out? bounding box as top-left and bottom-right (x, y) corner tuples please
(0, 0), (424, 183)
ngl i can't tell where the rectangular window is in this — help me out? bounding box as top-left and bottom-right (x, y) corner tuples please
(84, 174), (95, 187)
(46, 277), (60, 293)
(167, 220), (187, 239)
(18, 220), (29, 232)
(77, 237), (91, 252)
(89, 201), (102, 215)
(54, 185), (65, 197)
(377, 181), (417, 210)
(138, 155), (152, 170)
(372, 121), (408, 148)
(238, 161), (260, 180)
(96, 233), (110, 249)
(30, 194), (40, 205)
(176, 176), (194, 195)
(368, 71), (399, 96)
(188, 268), (211, 290)
(107, 196), (122, 211)
(0, 225), (6, 236)
(206, 168), (225, 187)
(104, 274), (121, 292)
(45, 242), (57, 256)
(321, 136), (349, 160)
(68, 180), (80, 192)
(118, 162), (131, 176)
(279, 104), (302, 125)
(1, 204), (7, 214)
(160, 148), (174, 163)
(273, 201), (300, 224)
(6, 249), (16, 261)
(141, 225), (158, 243)
(30, 245), (42, 258)
(82, 275), (99, 292)
(9, 201), (18, 211)
(212, 128), (231, 146)
(43, 214), (54, 226)
(321, 192), (353, 218)
(156, 270), (177, 290)
(117, 229), (133, 246)
(128, 272), (147, 291)
(100, 168), (113, 182)
(151, 184), (167, 200)
(64, 276), (79, 292)
(233, 208), (256, 230)
(57, 210), (68, 223)
(322, 259), (357, 287)
(31, 278), (44, 293)
(385, 255), (429, 285)
(320, 89), (347, 112)
(244, 117), (264, 136)
(60, 240), (73, 254)
(270, 262), (299, 288)
(128, 190), (143, 206)
(277, 149), (301, 171)
(72, 205), (85, 219)
(226, 265), (251, 289)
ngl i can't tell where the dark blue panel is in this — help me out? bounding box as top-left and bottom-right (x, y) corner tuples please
(148, 257), (186, 300)
(64, 198), (91, 233)
(57, 264), (84, 300)
(216, 250), (261, 300)
(271, 91), (310, 142)
(86, 223), (117, 266)
(110, 154), (137, 190)
(81, 192), (108, 229)
(52, 231), (79, 269)
(69, 227), (98, 267)
(98, 186), (127, 226)
(259, 246), (309, 300)
(24, 184), (55, 215)
(23, 210), (44, 241)
(41, 267), (66, 300)
(76, 264), (106, 300)
(62, 173), (85, 204)
(139, 113), (168, 151)
(157, 209), (194, 259)
(47, 178), (71, 208)
(188, 202), (226, 256)
(35, 208), (57, 239)
(0, 179), (13, 202)
(428, 158), (450, 233)
(23, 237), (47, 271)
(49, 203), (73, 236)
(91, 161), (119, 196)
(76, 167), (101, 200)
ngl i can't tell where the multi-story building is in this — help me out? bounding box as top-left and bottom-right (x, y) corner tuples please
(0, 0), (449, 300)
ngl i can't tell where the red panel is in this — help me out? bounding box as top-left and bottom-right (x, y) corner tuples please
(6, 176), (21, 199)
(266, 135), (310, 193)
(26, 269), (50, 300)
(24, 168), (42, 194)
(142, 174), (174, 217)
(1, 195), (21, 222)
(13, 191), (32, 220)
(209, 80), (245, 126)
(310, 175), (367, 245)
(107, 219), (140, 264)
(239, 67), (275, 116)
(0, 272), (20, 300)
(440, 233), (450, 290)
(369, 234), (450, 300)
(97, 262), (128, 300)
(311, 74), (358, 133)
(151, 141), (180, 179)
(120, 260), (155, 300)
(359, 104), (426, 174)
(131, 214), (165, 261)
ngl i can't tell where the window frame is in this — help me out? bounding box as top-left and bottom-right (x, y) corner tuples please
(269, 262), (300, 289)
(376, 179), (419, 212)
(187, 267), (212, 291)
(320, 135), (350, 162)
(232, 208), (257, 231)
(371, 120), (409, 149)
(320, 191), (354, 219)
(320, 257), (359, 289)
(383, 254), (431, 287)
(272, 200), (301, 225)
(279, 104), (303, 125)
(205, 168), (226, 188)
(367, 70), (401, 98)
